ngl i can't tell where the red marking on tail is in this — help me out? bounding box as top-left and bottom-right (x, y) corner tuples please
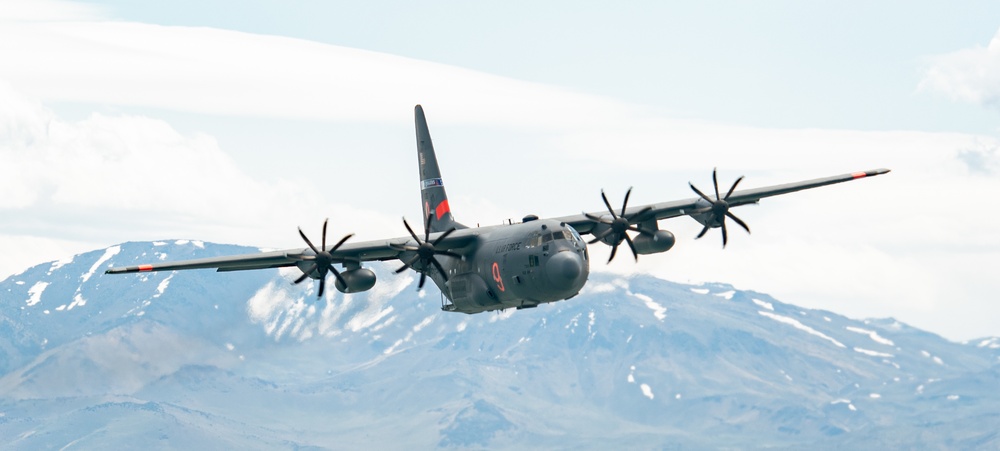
(435, 200), (450, 220)
(851, 172), (867, 179)
(138, 265), (153, 272)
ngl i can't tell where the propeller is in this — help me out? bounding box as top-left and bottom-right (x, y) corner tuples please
(688, 168), (751, 248)
(583, 187), (654, 263)
(390, 214), (462, 290)
(293, 218), (354, 298)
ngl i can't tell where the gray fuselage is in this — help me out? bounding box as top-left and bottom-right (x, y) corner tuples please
(414, 218), (590, 314)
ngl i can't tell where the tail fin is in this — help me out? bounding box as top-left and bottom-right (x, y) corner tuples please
(415, 105), (464, 232)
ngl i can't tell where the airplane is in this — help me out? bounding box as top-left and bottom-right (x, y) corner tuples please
(106, 105), (890, 314)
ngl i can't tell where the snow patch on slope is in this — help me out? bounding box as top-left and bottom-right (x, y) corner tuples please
(715, 290), (735, 300)
(977, 338), (1000, 349)
(26, 281), (48, 306)
(48, 256), (74, 273)
(632, 292), (667, 320)
(758, 311), (845, 348)
(854, 347), (894, 358)
(67, 293), (86, 310)
(153, 274), (174, 298)
(640, 384), (655, 400)
(81, 245), (121, 283)
(846, 326), (895, 346)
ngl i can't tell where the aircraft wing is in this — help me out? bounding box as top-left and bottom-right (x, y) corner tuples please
(105, 230), (478, 275)
(557, 168), (890, 235)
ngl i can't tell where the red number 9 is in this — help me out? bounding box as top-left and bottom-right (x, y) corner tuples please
(491, 262), (505, 292)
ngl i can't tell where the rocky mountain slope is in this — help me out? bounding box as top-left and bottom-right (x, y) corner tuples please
(2, 241), (998, 449)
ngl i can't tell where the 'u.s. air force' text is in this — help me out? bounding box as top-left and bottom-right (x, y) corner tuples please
(495, 242), (521, 254)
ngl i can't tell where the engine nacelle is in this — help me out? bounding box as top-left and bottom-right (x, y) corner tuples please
(334, 268), (377, 293)
(632, 230), (676, 255)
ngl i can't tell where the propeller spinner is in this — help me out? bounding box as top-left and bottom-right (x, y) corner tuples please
(689, 168), (751, 248)
(292, 218), (354, 297)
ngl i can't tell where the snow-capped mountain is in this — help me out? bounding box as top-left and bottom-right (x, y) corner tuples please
(2, 241), (998, 449)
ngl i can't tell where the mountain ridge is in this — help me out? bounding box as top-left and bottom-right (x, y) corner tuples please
(2, 241), (997, 449)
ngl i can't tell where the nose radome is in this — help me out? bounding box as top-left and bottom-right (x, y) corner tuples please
(546, 251), (583, 286)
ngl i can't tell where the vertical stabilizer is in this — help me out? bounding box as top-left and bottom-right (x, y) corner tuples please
(415, 105), (463, 232)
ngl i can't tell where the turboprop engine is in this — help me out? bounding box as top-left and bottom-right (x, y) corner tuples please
(333, 268), (377, 293)
(630, 229), (675, 255)
(582, 187), (675, 262)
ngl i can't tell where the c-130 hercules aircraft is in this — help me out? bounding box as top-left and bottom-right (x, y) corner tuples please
(107, 105), (889, 314)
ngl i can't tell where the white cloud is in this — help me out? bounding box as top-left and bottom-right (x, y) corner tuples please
(920, 27), (1000, 109)
(0, 0), (106, 22)
(2, 7), (1000, 341)
(0, 17), (633, 128)
(0, 80), (323, 221)
(0, 79), (396, 277)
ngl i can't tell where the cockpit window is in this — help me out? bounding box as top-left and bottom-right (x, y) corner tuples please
(542, 231), (571, 243)
(567, 226), (584, 244)
(528, 226), (583, 247)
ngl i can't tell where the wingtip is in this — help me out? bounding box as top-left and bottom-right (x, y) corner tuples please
(852, 168), (891, 179)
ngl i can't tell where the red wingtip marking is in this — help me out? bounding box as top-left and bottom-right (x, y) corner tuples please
(435, 200), (450, 220)
(138, 264), (153, 272)
(851, 172), (867, 179)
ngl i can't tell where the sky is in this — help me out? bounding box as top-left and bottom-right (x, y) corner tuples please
(2, 0), (999, 341)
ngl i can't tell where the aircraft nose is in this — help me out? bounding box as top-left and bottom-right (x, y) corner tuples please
(546, 250), (584, 288)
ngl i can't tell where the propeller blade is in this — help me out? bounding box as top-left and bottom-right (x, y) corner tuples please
(583, 212), (610, 223)
(627, 205), (653, 221)
(328, 264), (347, 291)
(436, 250), (464, 259)
(431, 227), (457, 246)
(293, 268), (313, 285)
(721, 221), (729, 248)
(621, 186), (632, 217)
(418, 272), (427, 290)
(395, 255), (420, 274)
(712, 168), (721, 201)
(624, 234), (639, 262)
(696, 224), (711, 239)
(689, 183), (714, 203)
(589, 228), (613, 244)
(726, 211), (751, 234)
(608, 242), (619, 263)
(402, 218), (421, 243)
(430, 258), (450, 282)
(424, 213), (433, 241)
(318, 277), (326, 298)
(330, 233), (354, 252)
(298, 227), (320, 254)
(724, 175), (744, 200)
(600, 190), (618, 219)
(321, 218), (328, 250)
(628, 225), (654, 237)
(389, 243), (420, 252)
